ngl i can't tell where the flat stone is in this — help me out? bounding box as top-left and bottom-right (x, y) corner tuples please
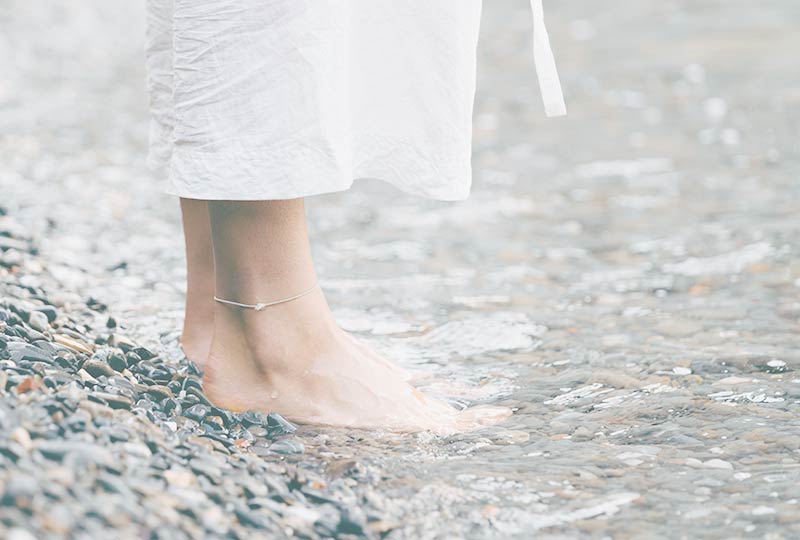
(89, 391), (133, 410)
(53, 334), (93, 355)
(268, 438), (305, 455)
(81, 360), (114, 378)
(37, 440), (114, 467)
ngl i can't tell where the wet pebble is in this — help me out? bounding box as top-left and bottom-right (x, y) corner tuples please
(183, 403), (211, 422)
(268, 438), (305, 455)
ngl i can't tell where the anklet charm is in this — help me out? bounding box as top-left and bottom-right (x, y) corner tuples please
(214, 280), (319, 311)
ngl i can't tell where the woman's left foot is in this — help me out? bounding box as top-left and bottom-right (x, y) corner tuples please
(202, 290), (513, 434)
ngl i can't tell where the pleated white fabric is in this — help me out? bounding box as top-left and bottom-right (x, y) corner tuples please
(145, 1), (566, 201)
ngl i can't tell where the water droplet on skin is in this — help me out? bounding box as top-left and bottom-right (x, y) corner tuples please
(270, 391), (278, 399)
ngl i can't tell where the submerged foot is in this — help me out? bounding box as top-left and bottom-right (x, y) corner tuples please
(203, 291), (511, 434)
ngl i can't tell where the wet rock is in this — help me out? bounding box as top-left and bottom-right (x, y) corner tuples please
(325, 459), (363, 479)
(241, 477), (269, 499)
(37, 440), (114, 467)
(338, 505), (369, 536)
(34, 305), (58, 323)
(27, 310), (50, 333)
(189, 458), (222, 484)
(703, 459), (734, 470)
(101, 427), (130, 442)
(132, 346), (156, 360)
(269, 438), (305, 455)
(162, 398), (182, 416)
(1, 473), (39, 506)
(8, 343), (52, 363)
(125, 350), (142, 365)
(183, 404), (211, 422)
(234, 504), (279, 531)
(82, 359), (114, 378)
(266, 413), (296, 436)
(240, 410), (269, 427)
(0, 442), (27, 462)
(108, 352), (127, 372)
(89, 391), (133, 410)
(489, 429), (531, 445)
(108, 334), (135, 351)
(145, 384), (173, 401)
(248, 426), (268, 438)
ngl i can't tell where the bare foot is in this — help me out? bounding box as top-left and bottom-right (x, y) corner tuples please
(202, 290), (512, 435)
(180, 276), (214, 369)
(178, 197), (215, 370)
(180, 324), (212, 370)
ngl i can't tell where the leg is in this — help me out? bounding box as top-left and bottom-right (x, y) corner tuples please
(179, 197), (215, 368)
(202, 199), (511, 434)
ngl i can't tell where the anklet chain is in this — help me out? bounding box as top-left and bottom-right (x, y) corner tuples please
(213, 280), (319, 311)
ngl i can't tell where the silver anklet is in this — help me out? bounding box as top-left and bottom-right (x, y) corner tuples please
(213, 280), (319, 311)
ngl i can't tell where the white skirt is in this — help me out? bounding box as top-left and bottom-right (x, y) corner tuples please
(145, 0), (565, 201)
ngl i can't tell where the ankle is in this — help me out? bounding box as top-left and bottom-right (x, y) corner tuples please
(214, 271), (318, 309)
(209, 296), (340, 374)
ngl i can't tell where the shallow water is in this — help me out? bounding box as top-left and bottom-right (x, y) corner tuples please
(2, 0), (799, 537)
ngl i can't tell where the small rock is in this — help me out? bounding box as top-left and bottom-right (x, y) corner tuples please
(89, 391), (133, 410)
(703, 458), (733, 470)
(10, 427), (32, 450)
(108, 334), (135, 351)
(234, 505), (278, 530)
(27, 311), (50, 333)
(82, 360), (114, 378)
(1, 473), (39, 505)
(133, 346), (156, 360)
(189, 458), (223, 483)
(53, 334), (93, 355)
(751, 506), (776, 516)
(16, 376), (41, 394)
(241, 410), (269, 427)
(146, 384), (173, 400)
(37, 440), (113, 467)
(338, 505), (368, 536)
(7, 528), (38, 540)
(108, 353), (127, 372)
(241, 477), (269, 498)
(164, 467), (196, 488)
(325, 459), (362, 479)
(34, 306), (58, 323)
(267, 413), (296, 436)
(8, 343), (52, 363)
(184, 404), (211, 422)
(490, 430), (531, 445)
(269, 438), (305, 455)
(0, 442), (26, 462)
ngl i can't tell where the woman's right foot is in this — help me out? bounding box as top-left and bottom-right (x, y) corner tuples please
(202, 289), (511, 435)
(179, 285), (215, 369)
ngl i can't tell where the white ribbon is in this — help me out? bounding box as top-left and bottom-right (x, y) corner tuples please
(530, 0), (566, 117)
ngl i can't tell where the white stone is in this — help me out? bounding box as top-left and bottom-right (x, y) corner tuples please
(751, 506), (776, 516)
(703, 459), (733, 470)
